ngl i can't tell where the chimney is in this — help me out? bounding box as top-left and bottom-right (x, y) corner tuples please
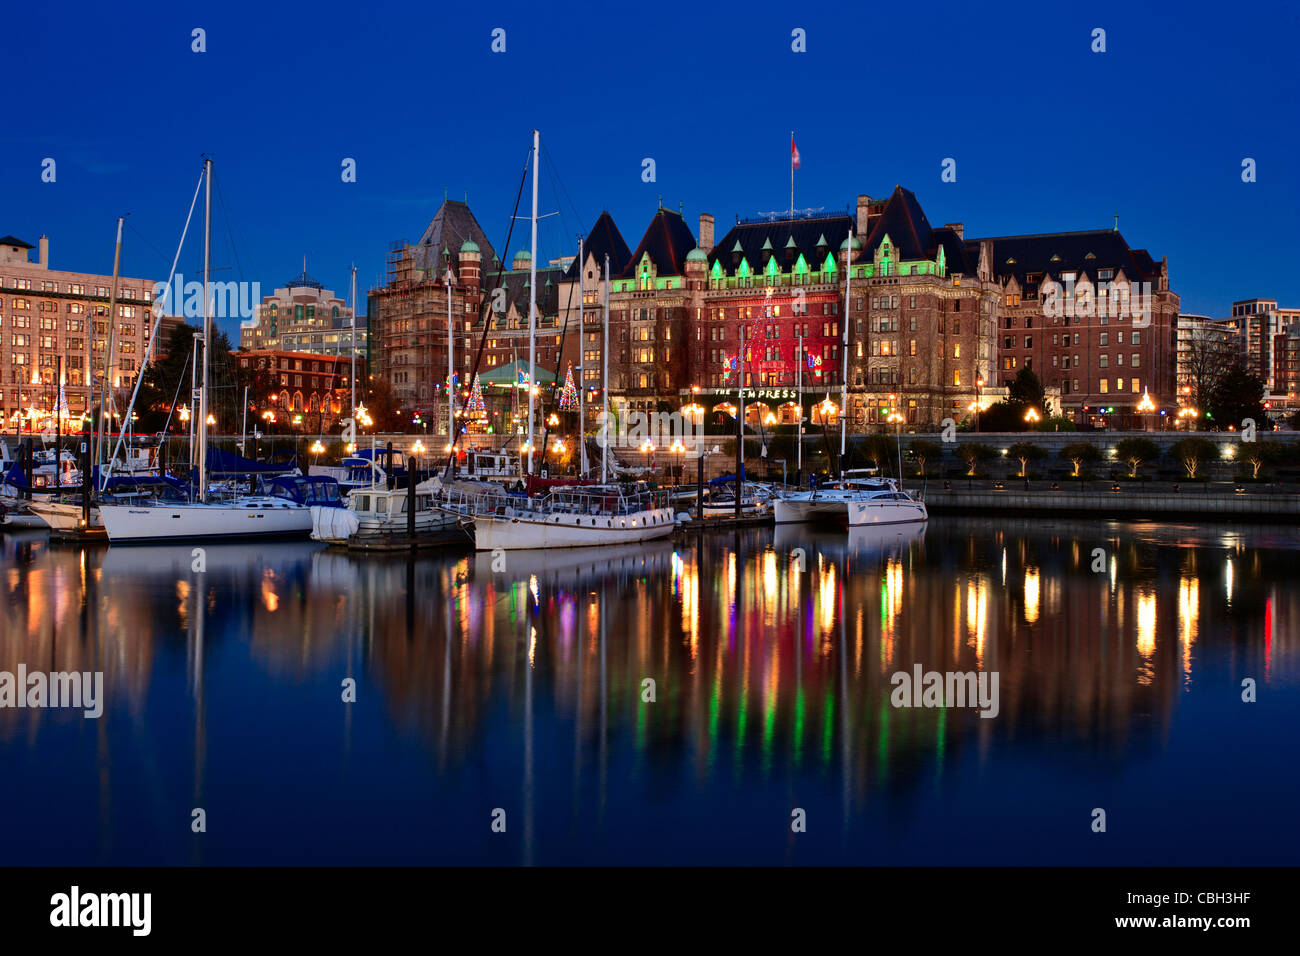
(977, 239), (992, 281)
(38, 235), (49, 268)
(699, 213), (714, 254)
(856, 196), (871, 239)
(944, 222), (964, 240)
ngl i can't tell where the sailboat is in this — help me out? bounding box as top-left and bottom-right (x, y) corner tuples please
(99, 158), (313, 544)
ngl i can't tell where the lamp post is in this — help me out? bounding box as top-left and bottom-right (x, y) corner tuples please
(975, 377), (984, 431)
(1024, 406), (1041, 427)
(670, 439), (685, 487)
(1136, 389), (1156, 432)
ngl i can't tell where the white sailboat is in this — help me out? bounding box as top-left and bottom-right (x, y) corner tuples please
(99, 158), (312, 544)
(449, 484), (676, 551)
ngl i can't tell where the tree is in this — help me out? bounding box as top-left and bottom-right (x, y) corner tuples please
(1059, 441), (1101, 477)
(1181, 321), (1236, 412)
(363, 376), (407, 432)
(957, 442), (995, 476)
(1006, 365), (1050, 415)
(1239, 440), (1287, 479)
(979, 400), (1031, 432)
(1206, 364), (1271, 432)
(1167, 437), (1219, 479)
(860, 434), (898, 476)
(1006, 441), (1046, 477)
(907, 439), (943, 477)
(1114, 436), (1159, 478)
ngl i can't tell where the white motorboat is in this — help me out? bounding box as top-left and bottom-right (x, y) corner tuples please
(448, 484), (676, 551)
(311, 485), (460, 546)
(774, 470), (926, 527)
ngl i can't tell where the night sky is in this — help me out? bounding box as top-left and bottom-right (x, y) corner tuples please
(3, 0), (1297, 335)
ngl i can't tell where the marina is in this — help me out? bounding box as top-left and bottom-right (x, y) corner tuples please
(0, 516), (1294, 867)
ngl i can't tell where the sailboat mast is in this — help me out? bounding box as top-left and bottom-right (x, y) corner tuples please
(446, 269), (454, 472)
(527, 129), (539, 477)
(95, 216), (124, 486)
(840, 228), (852, 472)
(602, 253), (609, 483)
(350, 265), (357, 416)
(199, 157), (212, 502)
(577, 234), (586, 477)
(797, 330), (803, 479)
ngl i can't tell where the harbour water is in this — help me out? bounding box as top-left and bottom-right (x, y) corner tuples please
(0, 518), (1296, 866)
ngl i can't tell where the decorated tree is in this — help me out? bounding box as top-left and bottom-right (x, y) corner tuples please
(466, 374), (486, 415)
(557, 365), (578, 411)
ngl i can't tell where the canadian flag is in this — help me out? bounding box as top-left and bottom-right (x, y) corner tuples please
(791, 137), (801, 170)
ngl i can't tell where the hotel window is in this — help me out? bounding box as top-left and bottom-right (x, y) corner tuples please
(1131, 354), (1140, 367)
(1099, 380), (1109, 393)
(954, 344), (961, 358)
(1099, 332), (1108, 346)
(1117, 331), (1124, 344)
(1073, 355), (1079, 367)
(1022, 337), (1031, 349)
(1132, 379), (1141, 393)
(953, 370), (961, 386)
(1117, 353), (1124, 366)
(1098, 268), (1114, 280)
(909, 340), (917, 356)
(1099, 355), (1108, 368)
(13, 298), (29, 310)
(120, 306), (135, 318)
(1051, 355), (1058, 367)
(1131, 331), (1141, 345)
(1117, 378), (1125, 392)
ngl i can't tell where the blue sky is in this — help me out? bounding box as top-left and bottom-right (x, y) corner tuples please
(3, 0), (1297, 336)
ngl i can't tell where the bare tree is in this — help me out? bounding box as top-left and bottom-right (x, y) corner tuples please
(1181, 322), (1236, 410)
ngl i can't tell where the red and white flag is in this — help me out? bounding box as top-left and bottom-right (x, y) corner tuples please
(791, 136), (801, 170)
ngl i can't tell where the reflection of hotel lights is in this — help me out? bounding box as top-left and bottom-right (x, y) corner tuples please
(967, 578), (988, 663)
(1136, 591), (1157, 658)
(1225, 558), (1234, 602)
(1179, 576), (1198, 681)
(1024, 568), (1040, 624)
(817, 562), (837, 637)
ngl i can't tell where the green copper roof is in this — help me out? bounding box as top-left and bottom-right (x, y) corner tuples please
(761, 237), (774, 250)
(840, 236), (862, 251)
(785, 236), (798, 248)
(460, 239), (480, 253)
(685, 247), (708, 262)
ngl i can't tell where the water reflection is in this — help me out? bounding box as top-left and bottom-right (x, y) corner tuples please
(0, 517), (1296, 865)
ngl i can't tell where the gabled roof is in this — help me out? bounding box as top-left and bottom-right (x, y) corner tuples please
(412, 200), (497, 276)
(0, 235), (34, 249)
(619, 208), (697, 279)
(565, 211), (632, 279)
(496, 265), (566, 319)
(855, 186), (977, 274)
(964, 229), (1162, 289)
(708, 215), (852, 276)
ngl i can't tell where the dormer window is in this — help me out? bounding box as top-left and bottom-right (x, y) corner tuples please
(1098, 268), (1114, 280)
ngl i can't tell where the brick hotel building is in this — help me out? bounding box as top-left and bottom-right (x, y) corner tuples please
(367, 188), (1182, 431)
(0, 234), (168, 428)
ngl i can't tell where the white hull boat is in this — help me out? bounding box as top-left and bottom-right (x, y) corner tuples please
(99, 496), (313, 544)
(847, 494), (927, 526)
(27, 498), (100, 532)
(449, 484), (676, 551)
(311, 486), (460, 546)
(775, 472), (927, 528)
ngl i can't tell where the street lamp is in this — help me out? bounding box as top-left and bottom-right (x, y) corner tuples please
(670, 439), (686, 486)
(1136, 389), (1156, 431)
(640, 439), (655, 476)
(1024, 406), (1041, 426)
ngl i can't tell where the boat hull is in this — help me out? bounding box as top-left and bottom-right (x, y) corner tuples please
(846, 499), (928, 526)
(311, 504), (459, 545)
(471, 506), (676, 551)
(773, 496), (849, 524)
(99, 501), (313, 543)
(27, 500), (100, 531)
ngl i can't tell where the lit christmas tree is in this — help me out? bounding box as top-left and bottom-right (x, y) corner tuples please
(467, 374), (486, 415)
(557, 364), (578, 411)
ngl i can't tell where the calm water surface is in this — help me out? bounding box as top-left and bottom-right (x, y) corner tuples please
(1, 518), (1296, 865)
